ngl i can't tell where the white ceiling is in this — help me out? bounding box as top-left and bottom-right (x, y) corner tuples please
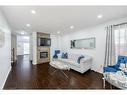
(1, 6), (127, 35)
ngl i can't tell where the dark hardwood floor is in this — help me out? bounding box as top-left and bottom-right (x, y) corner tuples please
(4, 55), (117, 89)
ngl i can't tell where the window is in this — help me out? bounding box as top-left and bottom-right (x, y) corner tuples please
(114, 27), (127, 56)
(23, 43), (29, 54)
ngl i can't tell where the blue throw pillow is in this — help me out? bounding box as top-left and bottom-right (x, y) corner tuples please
(104, 67), (119, 73)
(61, 52), (68, 59)
(53, 54), (58, 59)
(64, 52), (68, 59)
(77, 55), (84, 63)
(61, 53), (65, 58)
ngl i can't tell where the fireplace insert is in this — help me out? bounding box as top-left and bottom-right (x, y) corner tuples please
(40, 52), (48, 58)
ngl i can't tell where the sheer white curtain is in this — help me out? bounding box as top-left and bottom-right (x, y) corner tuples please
(104, 25), (116, 67)
(114, 24), (127, 57)
(104, 24), (127, 67)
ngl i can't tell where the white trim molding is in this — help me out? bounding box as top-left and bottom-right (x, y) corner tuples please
(1, 66), (11, 89)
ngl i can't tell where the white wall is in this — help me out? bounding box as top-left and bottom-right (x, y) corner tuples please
(60, 17), (127, 74)
(0, 10), (11, 89)
(29, 33), (33, 61)
(32, 32), (37, 65)
(50, 34), (60, 60)
(11, 34), (17, 61)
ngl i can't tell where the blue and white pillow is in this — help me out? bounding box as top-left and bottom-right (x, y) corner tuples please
(61, 53), (65, 58)
(64, 52), (68, 59)
(77, 55), (84, 64)
(61, 52), (68, 59)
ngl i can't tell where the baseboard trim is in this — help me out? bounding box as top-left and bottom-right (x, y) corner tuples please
(91, 69), (103, 75)
(1, 66), (11, 89)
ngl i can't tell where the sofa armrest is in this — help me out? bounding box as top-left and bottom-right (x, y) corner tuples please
(79, 57), (92, 69)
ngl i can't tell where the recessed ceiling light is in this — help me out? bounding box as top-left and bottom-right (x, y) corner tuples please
(31, 10), (36, 14)
(26, 24), (31, 27)
(57, 31), (60, 34)
(70, 25), (74, 29)
(97, 14), (103, 19)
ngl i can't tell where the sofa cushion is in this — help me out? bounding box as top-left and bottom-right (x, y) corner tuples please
(68, 53), (81, 62)
(117, 55), (127, 66)
(104, 67), (119, 72)
(58, 58), (80, 68)
(67, 59), (80, 68)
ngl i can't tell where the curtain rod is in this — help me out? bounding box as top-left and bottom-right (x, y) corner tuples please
(113, 22), (127, 26)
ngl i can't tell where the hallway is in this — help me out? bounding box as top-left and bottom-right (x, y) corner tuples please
(4, 55), (35, 89)
(4, 55), (111, 89)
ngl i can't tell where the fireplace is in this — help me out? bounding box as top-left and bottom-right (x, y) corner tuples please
(37, 46), (50, 63)
(40, 52), (48, 58)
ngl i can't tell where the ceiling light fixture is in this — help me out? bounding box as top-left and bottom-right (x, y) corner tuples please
(70, 25), (74, 29)
(26, 24), (31, 27)
(57, 31), (60, 34)
(97, 14), (103, 19)
(31, 10), (36, 14)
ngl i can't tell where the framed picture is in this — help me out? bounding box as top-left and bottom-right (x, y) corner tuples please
(0, 29), (5, 47)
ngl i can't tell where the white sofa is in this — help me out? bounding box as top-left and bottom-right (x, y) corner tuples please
(56, 53), (92, 73)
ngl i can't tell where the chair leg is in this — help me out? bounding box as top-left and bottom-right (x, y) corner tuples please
(49, 65), (58, 75)
(110, 83), (112, 89)
(102, 77), (105, 89)
(48, 65), (52, 70)
(51, 69), (58, 75)
(60, 70), (69, 79)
